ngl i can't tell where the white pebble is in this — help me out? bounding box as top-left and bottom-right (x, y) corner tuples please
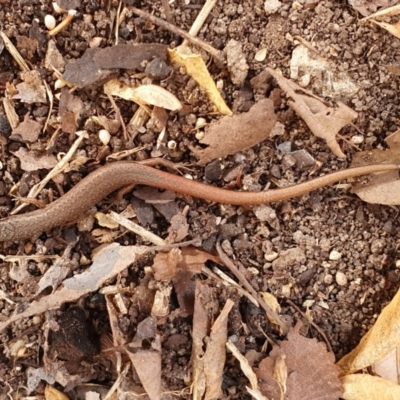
(335, 271), (348, 286)
(264, 251), (278, 262)
(98, 129), (111, 145)
(44, 14), (57, 30)
(254, 48), (267, 62)
(52, 2), (65, 13)
(329, 250), (341, 261)
(324, 274), (333, 285)
(54, 79), (66, 89)
(351, 135), (364, 144)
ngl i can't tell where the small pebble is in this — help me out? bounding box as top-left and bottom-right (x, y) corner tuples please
(324, 274), (333, 285)
(329, 250), (341, 261)
(264, 251), (278, 261)
(99, 129), (111, 145)
(336, 271), (348, 286)
(44, 14), (56, 30)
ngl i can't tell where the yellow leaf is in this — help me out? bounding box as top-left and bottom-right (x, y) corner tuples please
(45, 385), (69, 400)
(338, 286), (400, 374)
(341, 374), (400, 400)
(168, 48), (232, 115)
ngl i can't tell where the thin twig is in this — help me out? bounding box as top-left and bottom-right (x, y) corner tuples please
(216, 242), (289, 335)
(130, 7), (223, 62)
(285, 298), (333, 353)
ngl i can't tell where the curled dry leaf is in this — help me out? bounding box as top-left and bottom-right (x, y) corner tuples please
(338, 284), (400, 375)
(348, 0), (392, 17)
(13, 70), (47, 104)
(63, 44), (167, 87)
(12, 147), (58, 172)
(125, 336), (162, 400)
(267, 67), (358, 158)
(350, 129), (400, 205)
(341, 374), (400, 400)
(10, 113), (42, 143)
(193, 98), (277, 165)
(191, 281), (234, 400)
(255, 322), (343, 400)
(104, 79), (182, 111)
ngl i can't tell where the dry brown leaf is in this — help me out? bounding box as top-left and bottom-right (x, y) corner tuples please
(255, 322), (343, 400)
(152, 248), (183, 281)
(348, 0), (392, 16)
(202, 299), (234, 400)
(267, 68), (357, 158)
(63, 44), (167, 87)
(12, 147), (58, 172)
(192, 282), (216, 398)
(341, 374), (400, 400)
(13, 70), (47, 103)
(338, 285), (400, 375)
(167, 213), (189, 243)
(168, 47), (232, 115)
(350, 129), (400, 205)
(372, 346), (400, 384)
(0, 243), (150, 333)
(191, 280), (233, 400)
(125, 335), (162, 400)
(193, 98), (277, 165)
(10, 113), (42, 143)
(153, 246), (221, 281)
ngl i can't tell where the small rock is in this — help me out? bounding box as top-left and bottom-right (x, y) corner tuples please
(264, 0), (282, 14)
(335, 271), (348, 286)
(272, 247), (306, 269)
(329, 250), (341, 261)
(225, 39), (249, 86)
(264, 251), (278, 261)
(254, 205), (280, 230)
(323, 274), (333, 285)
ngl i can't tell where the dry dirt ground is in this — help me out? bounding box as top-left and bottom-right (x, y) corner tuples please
(1, 0), (400, 399)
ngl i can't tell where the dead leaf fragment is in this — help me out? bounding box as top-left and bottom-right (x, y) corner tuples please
(11, 113), (42, 143)
(348, 0), (392, 17)
(191, 281), (233, 400)
(193, 98), (277, 165)
(13, 70), (47, 104)
(255, 322), (343, 400)
(63, 44), (167, 87)
(45, 40), (65, 72)
(13, 147), (58, 172)
(267, 68), (358, 158)
(350, 130), (400, 205)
